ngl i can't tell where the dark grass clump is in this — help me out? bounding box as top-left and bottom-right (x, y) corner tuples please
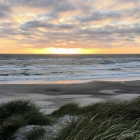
(0, 100), (50, 140)
(0, 115), (26, 140)
(26, 127), (46, 140)
(51, 103), (79, 117)
(51, 97), (140, 120)
(52, 97), (140, 140)
(55, 116), (140, 140)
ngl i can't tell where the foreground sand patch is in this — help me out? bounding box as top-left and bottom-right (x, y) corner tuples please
(74, 98), (104, 106)
(114, 94), (140, 100)
(99, 89), (122, 94)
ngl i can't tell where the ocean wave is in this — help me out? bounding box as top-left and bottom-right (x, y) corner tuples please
(0, 73), (43, 76)
(109, 68), (122, 71)
(0, 54), (140, 83)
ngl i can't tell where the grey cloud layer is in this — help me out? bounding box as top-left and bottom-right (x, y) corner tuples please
(0, 0), (140, 48)
(75, 10), (122, 22)
(0, 3), (12, 18)
(6, 0), (76, 12)
(20, 20), (75, 30)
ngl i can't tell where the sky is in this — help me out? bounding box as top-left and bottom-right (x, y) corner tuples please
(0, 0), (140, 54)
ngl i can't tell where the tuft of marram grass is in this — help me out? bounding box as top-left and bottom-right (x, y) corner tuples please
(51, 97), (140, 120)
(55, 115), (140, 140)
(51, 103), (79, 117)
(53, 97), (140, 140)
(26, 127), (46, 140)
(0, 115), (25, 140)
(0, 99), (50, 140)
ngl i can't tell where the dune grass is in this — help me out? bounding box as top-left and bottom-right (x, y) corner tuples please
(26, 127), (46, 140)
(0, 100), (50, 140)
(55, 115), (140, 140)
(52, 97), (140, 140)
(0, 97), (140, 140)
(51, 97), (140, 120)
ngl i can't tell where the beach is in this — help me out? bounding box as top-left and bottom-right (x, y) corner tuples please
(0, 80), (140, 114)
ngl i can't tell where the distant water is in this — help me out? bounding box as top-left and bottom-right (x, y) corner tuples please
(0, 54), (140, 84)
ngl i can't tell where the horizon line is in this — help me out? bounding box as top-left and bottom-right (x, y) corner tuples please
(0, 53), (140, 55)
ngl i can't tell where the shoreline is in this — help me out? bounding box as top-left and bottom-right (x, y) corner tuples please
(1, 78), (140, 85)
(0, 80), (140, 114)
(0, 80), (140, 92)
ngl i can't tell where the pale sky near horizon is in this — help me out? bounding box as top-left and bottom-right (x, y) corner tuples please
(0, 0), (140, 54)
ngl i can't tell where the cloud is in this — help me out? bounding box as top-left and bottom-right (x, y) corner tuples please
(0, 3), (11, 11)
(20, 20), (54, 29)
(20, 20), (76, 30)
(0, 3), (12, 18)
(0, 12), (7, 18)
(6, 0), (75, 12)
(117, 0), (140, 4)
(0, 0), (140, 51)
(75, 10), (122, 22)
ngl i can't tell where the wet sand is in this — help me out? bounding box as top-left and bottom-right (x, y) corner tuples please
(0, 80), (140, 114)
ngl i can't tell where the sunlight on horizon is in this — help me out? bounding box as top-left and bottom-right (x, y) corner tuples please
(24, 47), (101, 54)
(45, 48), (100, 54)
(1, 46), (140, 54)
(47, 48), (79, 54)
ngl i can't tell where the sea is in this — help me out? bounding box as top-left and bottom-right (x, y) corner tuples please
(0, 54), (140, 84)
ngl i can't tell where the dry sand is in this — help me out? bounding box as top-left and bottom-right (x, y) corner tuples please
(0, 80), (140, 114)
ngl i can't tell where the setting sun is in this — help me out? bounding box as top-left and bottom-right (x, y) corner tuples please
(44, 48), (100, 54)
(13, 47), (100, 54)
(47, 48), (79, 54)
